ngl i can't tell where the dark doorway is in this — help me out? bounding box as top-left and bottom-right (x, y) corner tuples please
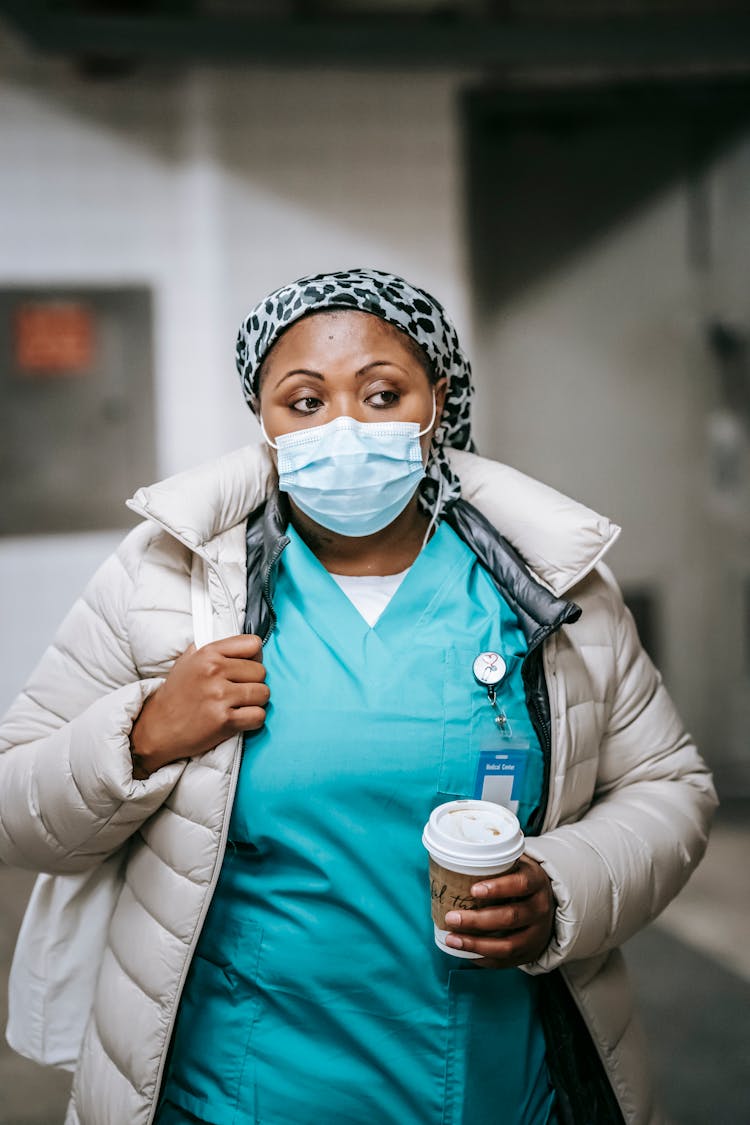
(464, 78), (750, 318)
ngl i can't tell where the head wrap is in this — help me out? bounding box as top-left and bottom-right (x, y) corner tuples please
(235, 267), (474, 517)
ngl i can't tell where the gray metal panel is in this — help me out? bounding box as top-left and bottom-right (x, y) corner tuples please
(0, 286), (155, 534)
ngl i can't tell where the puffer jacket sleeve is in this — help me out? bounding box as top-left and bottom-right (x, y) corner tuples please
(0, 522), (185, 875)
(523, 562), (718, 973)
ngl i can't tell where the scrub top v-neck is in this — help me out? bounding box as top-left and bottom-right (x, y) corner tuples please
(159, 522), (555, 1125)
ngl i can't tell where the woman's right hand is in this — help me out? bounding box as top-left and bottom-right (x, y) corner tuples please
(130, 634), (269, 777)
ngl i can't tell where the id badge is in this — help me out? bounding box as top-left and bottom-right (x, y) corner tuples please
(473, 745), (529, 815)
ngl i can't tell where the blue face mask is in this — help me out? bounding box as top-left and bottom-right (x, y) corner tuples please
(261, 399), (436, 537)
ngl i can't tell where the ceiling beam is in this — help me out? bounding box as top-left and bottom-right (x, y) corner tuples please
(1, 5), (750, 69)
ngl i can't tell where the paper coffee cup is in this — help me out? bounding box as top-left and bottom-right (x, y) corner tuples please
(422, 799), (525, 959)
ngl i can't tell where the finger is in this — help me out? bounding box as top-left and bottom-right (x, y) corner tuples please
(444, 931), (518, 961)
(227, 705), (267, 732)
(227, 682), (271, 709)
(443, 926), (545, 965)
(444, 902), (536, 934)
(210, 634), (264, 660)
(223, 657), (267, 684)
(470, 867), (539, 902)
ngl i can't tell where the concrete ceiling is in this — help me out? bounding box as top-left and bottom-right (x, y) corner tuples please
(1, 0), (750, 70)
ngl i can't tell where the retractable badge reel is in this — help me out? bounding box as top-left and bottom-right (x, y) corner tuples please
(472, 651), (513, 737)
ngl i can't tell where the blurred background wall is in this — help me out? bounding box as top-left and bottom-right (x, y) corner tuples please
(3, 8), (750, 792)
(1, 3), (749, 1123)
(0, 25), (472, 716)
(466, 84), (750, 798)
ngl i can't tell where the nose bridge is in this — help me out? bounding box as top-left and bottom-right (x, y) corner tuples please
(330, 387), (365, 422)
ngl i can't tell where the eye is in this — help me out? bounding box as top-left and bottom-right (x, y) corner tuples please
(290, 396), (323, 415)
(367, 390), (400, 408)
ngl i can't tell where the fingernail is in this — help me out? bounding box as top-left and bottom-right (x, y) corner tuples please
(471, 882), (489, 897)
(445, 934), (463, 949)
(444, 911), (461, 926)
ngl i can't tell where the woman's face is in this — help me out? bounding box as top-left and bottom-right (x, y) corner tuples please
(257, 310), (446, 461)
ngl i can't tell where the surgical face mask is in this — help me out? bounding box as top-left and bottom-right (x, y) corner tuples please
(261, 397), (436, 537)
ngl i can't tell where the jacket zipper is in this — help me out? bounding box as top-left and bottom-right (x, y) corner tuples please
(260, 537), (289, 645)
(149, 734), (244, 1124)
(557, 962), (627, 1125)
(128, 500), (249, 1125)
(538, 642), (558, 834)
(533, 628), (626, 1121)
(521, 625), (557, 837)
(149, 533), (289, 1119)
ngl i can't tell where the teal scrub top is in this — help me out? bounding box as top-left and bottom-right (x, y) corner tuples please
(160, 522), (556, 1125)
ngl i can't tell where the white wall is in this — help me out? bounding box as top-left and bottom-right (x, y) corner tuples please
(0, 531), (124, 711)
(0, 25), (473, 708)
(473, 137), (750, 787)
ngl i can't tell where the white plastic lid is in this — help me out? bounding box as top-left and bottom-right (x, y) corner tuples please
(422, 799), (524, 876)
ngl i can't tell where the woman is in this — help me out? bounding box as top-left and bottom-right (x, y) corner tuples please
(1, 269), (716, 1125)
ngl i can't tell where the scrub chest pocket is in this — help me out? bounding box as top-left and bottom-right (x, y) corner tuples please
(440, 647), (544, 831)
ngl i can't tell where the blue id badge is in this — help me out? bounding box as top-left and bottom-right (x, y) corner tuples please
(473, 746), (529, 816)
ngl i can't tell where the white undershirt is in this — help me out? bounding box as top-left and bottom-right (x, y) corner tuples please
(329, 568), (411, 627)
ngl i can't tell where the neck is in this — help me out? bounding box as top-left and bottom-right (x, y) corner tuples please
(290, 495), (431, 576)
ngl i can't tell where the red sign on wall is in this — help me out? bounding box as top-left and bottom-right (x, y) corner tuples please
(13, 302), (95, 375)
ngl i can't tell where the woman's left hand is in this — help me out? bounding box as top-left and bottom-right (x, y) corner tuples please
(443, 855), (555, 968)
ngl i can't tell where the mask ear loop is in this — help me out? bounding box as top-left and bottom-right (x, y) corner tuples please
(259, 414), (280, 450)
(421, 393), (444, 549)
(418, 393), (437, 438)
(421, 469), (444, 550)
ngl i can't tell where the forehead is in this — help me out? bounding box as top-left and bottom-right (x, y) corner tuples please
(262, 309), (424, 371)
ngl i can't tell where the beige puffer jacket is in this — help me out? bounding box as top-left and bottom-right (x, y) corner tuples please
(0, 446), (717, 1125)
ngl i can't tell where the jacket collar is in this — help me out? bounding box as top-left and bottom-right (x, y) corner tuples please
(127, 444), (276, 554)
(449, 498), (582, 643)
(448, 449), (621, 596)
(127, 443), (620, 598)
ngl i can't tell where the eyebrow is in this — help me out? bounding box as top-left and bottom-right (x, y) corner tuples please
(274, 360), (408, 387)
(275, 368), (324, 387)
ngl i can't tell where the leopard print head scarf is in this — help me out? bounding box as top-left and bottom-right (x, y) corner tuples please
(235, 268), (474, 519)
